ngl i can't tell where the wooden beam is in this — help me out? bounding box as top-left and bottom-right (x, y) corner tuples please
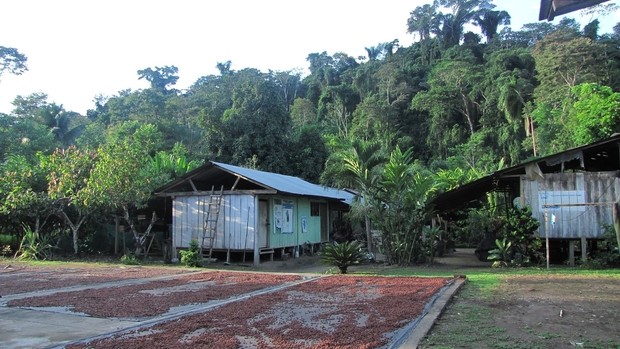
(188, 178), (198, 192)
(542, 202), (615, 208)
(156, 189), (277, 197)
(231, 176), (241, 191)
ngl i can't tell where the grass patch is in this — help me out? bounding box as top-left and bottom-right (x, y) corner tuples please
(370, 265), (620, 349)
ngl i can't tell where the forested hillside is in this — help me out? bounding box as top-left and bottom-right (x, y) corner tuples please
(1, 0), (619, 261)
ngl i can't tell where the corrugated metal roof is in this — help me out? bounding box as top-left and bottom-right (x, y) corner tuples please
(212, 162), (355, 204)
(539, 0), (609, 21)
(433, 134), (620, 212)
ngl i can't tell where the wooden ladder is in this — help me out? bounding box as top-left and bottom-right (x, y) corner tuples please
(201, 185), (223, 262)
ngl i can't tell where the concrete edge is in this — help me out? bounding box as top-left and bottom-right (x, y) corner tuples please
(395, 276), (467, 349)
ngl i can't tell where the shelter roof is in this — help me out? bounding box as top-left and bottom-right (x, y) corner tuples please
(432, 134), (620, 212)
(539, 0), (609, 21)
(155, 161), (355, 205)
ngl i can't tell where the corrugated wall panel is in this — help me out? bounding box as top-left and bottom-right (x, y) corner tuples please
(172, 194), (256, 254)
(521, 172), (619, 239)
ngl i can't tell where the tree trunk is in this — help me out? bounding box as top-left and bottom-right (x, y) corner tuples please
(123, 208), (157, 257)
(365, 213), (373, 257)
(461, 92), (475, 135)
(58, 210), (87, 254)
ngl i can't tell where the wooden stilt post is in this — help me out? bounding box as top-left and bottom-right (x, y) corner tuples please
(545, 210), (550, 270)
(568, 240), (575, 267)
(581, 236), (587, 262)
(613, 201), (620, 253)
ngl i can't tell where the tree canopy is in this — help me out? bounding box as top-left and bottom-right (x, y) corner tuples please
(1, 2), (619, 261)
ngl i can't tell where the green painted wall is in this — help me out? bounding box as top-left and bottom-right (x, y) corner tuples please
(263, 195), (324, 249)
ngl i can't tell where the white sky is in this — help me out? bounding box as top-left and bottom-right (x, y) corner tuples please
(0, 0), (618, 115)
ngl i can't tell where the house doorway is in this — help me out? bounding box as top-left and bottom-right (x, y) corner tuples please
(258, 200), (269, 248)
(320, 203), (328, 242)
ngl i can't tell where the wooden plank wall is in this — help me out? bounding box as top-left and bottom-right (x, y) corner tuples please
(521, 172), (619, 239)
(172, 194), (256, 253)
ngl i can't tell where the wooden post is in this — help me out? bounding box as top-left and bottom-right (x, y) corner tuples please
(253, 196), (260, 267)
(581, 236), (587, 262)
(568, 240), (575, 267)
(613, 201), (620, 253)
(545, 210), (550, 270)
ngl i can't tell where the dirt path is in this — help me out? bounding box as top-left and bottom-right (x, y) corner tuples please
(493, 275), (620, 348)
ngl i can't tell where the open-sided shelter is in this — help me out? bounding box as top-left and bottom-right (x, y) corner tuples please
(433, 134), (620, 263)
(155, 161), (354, 265)
(539, 0), (610, 21)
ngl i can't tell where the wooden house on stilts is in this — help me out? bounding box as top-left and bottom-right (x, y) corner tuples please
(433, 134), (620, 265)
(155, 162), (354, 266)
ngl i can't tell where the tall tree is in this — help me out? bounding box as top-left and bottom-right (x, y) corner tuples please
(207, 69), (291, 172)
(321, 139), (386, 255)
(407, 4), (439, 42)
(564, 83), (620, 147)
(434, 0), (492, 48)
(474, 9), (511, 43)
(412, 52), (483, 158)
(86, 122), (168, 255)
(35, 104), (85, 148)
(137, 65), (179, 93)
(0, 154), (54, 237)
(0, 45), (27, 81)
(40, 147), (97, 254)
(532, 29), (607, 153)
(479, 48), (536, 163)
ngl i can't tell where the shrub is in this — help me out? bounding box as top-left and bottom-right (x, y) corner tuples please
(120, 253), (140, 265)
(320, 241), (365, 274)
(487, 238), (512, 268)
(180, 239), (203, 267)
(16, 224), (56, 260)
(0, 234), (19, 256)
(584, 225), (620, 268)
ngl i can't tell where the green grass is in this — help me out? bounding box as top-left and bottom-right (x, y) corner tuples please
(368, 266), (620, 349)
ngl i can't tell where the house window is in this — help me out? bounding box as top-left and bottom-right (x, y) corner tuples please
(311, 202), (320, 216)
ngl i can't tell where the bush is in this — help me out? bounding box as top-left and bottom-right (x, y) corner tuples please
(179, 239), (203, 267)
(120, 253), (140, 265)
(16, 225), (57, 260)
(584, 225), (620, 268)
(0, 234), (19, 256)
(487, 238), (512, 268)
(320, 241), (365, 274)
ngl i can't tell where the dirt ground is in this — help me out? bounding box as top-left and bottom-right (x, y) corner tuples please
(2, 251), (619, 349)
(421, 251), (620, 349)
(492, 275), (620, 348)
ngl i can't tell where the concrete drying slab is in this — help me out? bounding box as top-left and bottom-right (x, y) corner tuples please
(0, 307), (138, 349)
(0, 273), (464, 349)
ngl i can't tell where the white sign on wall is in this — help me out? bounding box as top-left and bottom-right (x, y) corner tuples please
(282, 201), (294, 234)
(539, 190), (586, 211)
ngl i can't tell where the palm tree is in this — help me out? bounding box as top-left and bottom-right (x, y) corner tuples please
(36, 104), (84, 148)
(475, 9), (511, 43)
(435, 0), (493, 48)
(365, 46), (382, 61)
(321, 139), (386, 255)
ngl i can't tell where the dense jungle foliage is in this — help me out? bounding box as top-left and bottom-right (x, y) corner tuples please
(1, 0), (619, 264)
